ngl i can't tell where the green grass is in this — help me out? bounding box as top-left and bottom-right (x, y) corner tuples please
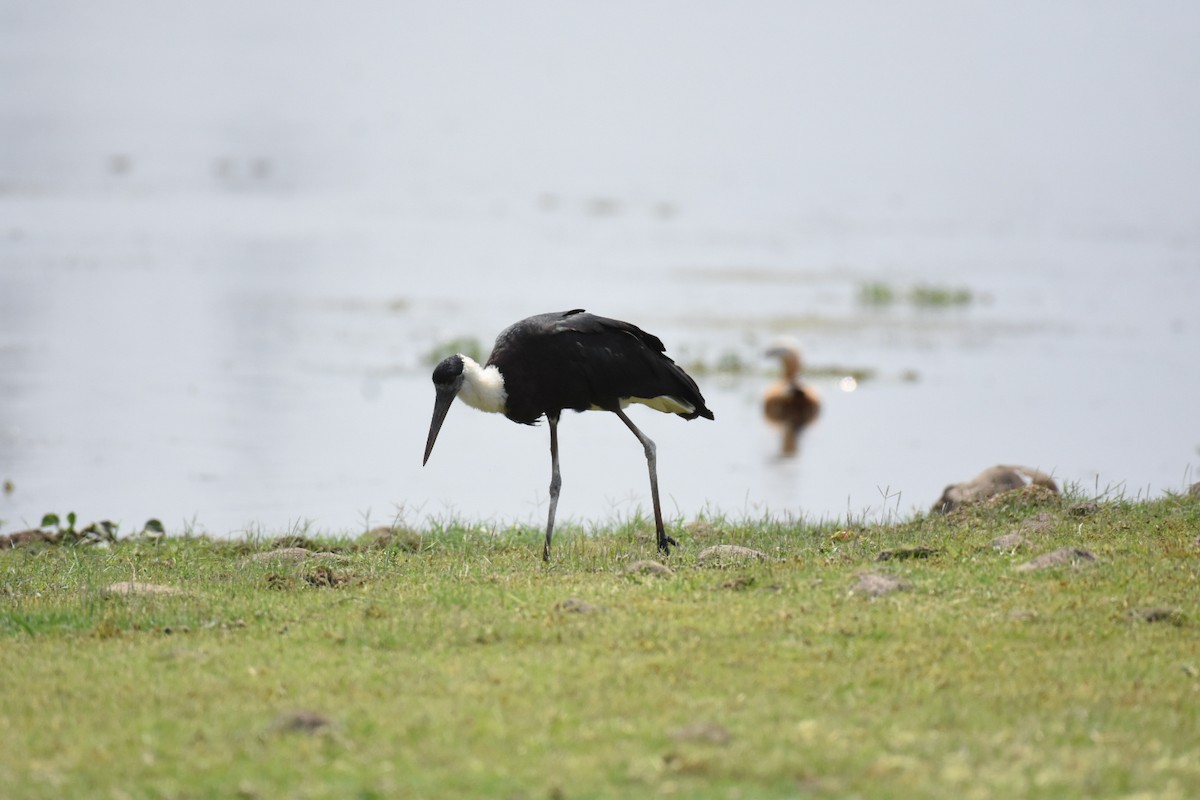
(2, 491), (1199, 799)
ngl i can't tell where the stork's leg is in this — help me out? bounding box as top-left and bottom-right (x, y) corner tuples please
(613, 408), (678, 556)
(543, 413), (562, 561)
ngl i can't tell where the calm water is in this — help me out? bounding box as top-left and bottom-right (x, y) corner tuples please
(2, 2), (1198, 536)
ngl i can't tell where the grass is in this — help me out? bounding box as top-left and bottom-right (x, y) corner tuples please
(2, 490), (1199, 799)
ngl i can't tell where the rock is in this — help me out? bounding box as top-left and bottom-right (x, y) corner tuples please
(991, 532), (1028, 551)
(1015, 547), (1098, 573)
(624, 560), (674, 577)
(932, 465), (1058, 513)
(850, 572), (910, 597)
(102, 581), (185, 597)
(696, 545), (767, 566)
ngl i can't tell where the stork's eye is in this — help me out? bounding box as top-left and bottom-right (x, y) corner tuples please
(432, 355), (465, 385)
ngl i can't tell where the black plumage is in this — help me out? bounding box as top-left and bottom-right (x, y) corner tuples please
(423, 309), (713, 560)
(488, 310), (712, 424)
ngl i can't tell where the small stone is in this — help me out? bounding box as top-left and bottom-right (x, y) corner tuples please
(624, 560), (674, 577)
(991, 532), (1028, 551)
(696, 545), (767, 566)
(1015, 547), (1098, 573)
(850, 572), (910, 597)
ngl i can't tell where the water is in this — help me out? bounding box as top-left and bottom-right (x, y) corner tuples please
(2, 2), (1198, 536)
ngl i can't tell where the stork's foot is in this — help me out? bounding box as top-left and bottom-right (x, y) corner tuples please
(657, 534), (680, 556)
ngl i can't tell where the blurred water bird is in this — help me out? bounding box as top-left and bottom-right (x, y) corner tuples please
(423, 309), (714, 561)
(763, 339), (820, 455)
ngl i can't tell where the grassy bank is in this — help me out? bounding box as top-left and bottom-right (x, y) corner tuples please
(2, 489), (1199, 799)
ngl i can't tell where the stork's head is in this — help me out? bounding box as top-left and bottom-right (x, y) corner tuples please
(423, 355), (465, 465)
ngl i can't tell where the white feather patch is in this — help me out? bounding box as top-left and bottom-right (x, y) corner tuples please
(625, 395), (695, 415)
(457, 356), (507, 414)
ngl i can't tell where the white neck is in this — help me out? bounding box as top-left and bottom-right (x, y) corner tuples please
(457, 355), (507, 414)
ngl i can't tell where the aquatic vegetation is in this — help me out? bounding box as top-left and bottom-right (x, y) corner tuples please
(858, 280), (898, 306)
(910, 283), (973, 307)
(859, 280), (973, 308)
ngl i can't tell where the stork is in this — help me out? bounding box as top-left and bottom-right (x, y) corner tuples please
(423, 309), (713, 560)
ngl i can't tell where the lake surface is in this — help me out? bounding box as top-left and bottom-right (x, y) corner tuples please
(2, 2), (1198, 536)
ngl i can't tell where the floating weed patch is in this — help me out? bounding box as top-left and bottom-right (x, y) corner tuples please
(859, 280), (898, 306)
(859, 280), (975, 309)
(910, 283), (974, 307)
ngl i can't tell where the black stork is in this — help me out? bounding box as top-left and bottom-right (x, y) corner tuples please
(422, 309), (714, 561)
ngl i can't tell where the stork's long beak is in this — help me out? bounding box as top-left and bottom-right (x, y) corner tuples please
(423, 386), (458, 466)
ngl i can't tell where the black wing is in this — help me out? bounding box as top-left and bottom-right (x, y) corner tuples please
(489, 310), (713, 423)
